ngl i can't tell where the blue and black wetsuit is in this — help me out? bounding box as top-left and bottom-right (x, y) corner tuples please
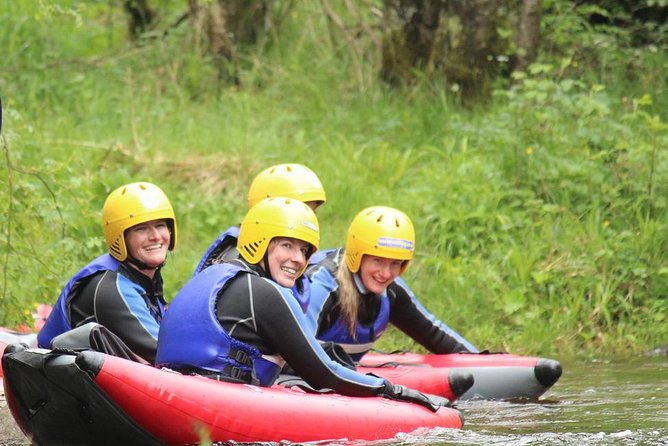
(156, 259), (387, 396)
(38, 253), (165, 363)
(306, 249), (478, 361)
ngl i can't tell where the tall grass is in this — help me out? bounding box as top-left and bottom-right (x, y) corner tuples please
(1, 1), (666, 356)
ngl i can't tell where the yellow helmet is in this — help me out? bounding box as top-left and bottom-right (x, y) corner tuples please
(238, 197), (320, 275)
(247, 164), (326, 209)
(102, 182), (177, 261)
(345, 206), (415, 274)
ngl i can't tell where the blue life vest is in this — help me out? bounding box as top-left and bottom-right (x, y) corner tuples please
(38, 254), (121, 348)
(308, 250), (328, 265)
(156, 263), (282, 387)
(194, 226), (310, 313)
(307, 249), (390, 361)
(193, 226), (240, 275)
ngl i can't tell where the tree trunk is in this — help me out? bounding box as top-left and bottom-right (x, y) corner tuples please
(220, 0), (270, 44)
(380, 0), (446, 87)
(515, 0), (543, 73)
(186, 0), (272, 85)
(124, 0), (155, 40)
(209, 1), (234, 62)
(380, 0), (506, 101)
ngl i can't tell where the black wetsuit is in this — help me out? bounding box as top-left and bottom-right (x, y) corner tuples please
(210, 260), (387, 395)
(68, 262), (165, 363)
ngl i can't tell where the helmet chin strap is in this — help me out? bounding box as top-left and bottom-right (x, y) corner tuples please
(353, 272), (370, 294)
(261, 255), (275, 282)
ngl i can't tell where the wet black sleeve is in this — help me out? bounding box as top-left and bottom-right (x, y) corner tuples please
(387, 281), (474, 354)
(225, 275), (385, 396)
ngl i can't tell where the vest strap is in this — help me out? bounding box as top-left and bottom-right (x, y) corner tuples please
(178, 365), (260, 386)
(229, 347), (252, 367)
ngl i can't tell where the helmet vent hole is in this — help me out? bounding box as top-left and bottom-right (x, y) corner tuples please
(243, 241), (261, 257)
(110, 239), (122, 256)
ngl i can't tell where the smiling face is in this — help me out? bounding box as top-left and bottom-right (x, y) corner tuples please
(264, 237), (311, 288)
(358, 254), (404, 294)
(125, 219), (171, 277)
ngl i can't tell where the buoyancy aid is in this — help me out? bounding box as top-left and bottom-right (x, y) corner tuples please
(194, 225), (311, 313)
(156, 262), (282, 387)
(193, 226), (240, 275)
(307, 249), (390, 361)
(38, 254), (121, 348)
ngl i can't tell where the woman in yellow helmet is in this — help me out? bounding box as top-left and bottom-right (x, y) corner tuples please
(305, 206), (477, 363)
(195, 163), (326, 271)
(157, 198), (448, 412)
(193, 163), (326, 312)
(38, 182), (177, 364)
(246, 163), (326, 210)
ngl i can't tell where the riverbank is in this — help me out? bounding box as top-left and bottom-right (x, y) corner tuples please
(2, 1), (667, 358)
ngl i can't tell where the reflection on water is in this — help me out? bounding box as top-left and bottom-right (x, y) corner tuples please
(390, 355), (668, 446)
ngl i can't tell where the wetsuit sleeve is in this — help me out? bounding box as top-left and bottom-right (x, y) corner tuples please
(387, 278), (479, 353)
(304, 263), (340, 336)
(249, 277), (387, 397)
(84, 271), (161, 363)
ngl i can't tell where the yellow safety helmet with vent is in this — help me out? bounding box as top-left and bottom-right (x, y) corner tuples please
(102, 182), (177, 261)
(238, 197), (320, 276)
(345, 206), (415, 274)
(247, 164), (326, 209)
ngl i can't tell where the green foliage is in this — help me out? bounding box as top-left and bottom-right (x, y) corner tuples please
(0, 1), (666, 356)
(541, 0), (668, 112)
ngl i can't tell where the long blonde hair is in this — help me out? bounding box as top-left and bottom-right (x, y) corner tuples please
(335, 260), (362, 339)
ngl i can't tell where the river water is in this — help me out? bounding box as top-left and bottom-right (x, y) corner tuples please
(389, 355), (668, 446)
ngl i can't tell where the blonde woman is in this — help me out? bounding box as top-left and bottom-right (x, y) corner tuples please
(306, 206), (477, 363)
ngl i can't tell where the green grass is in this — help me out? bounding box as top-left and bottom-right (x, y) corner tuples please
(1, 1), (666, 357)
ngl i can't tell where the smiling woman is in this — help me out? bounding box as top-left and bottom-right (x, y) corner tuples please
(36, 182), (178, 364)
(305, 206), (478, 363)
(265, 237), (313, 287)
(124, 219), (172, 278)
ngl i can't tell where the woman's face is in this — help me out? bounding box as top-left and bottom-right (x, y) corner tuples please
(125, 219), (171, 274)
(359, 255), (403, 294)
(265, 237), (310, 288)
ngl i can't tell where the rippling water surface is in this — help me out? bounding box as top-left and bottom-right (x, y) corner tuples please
(387, 355), (668, 446)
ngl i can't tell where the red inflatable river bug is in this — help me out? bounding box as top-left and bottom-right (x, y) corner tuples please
(2, 346), (463, 444)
